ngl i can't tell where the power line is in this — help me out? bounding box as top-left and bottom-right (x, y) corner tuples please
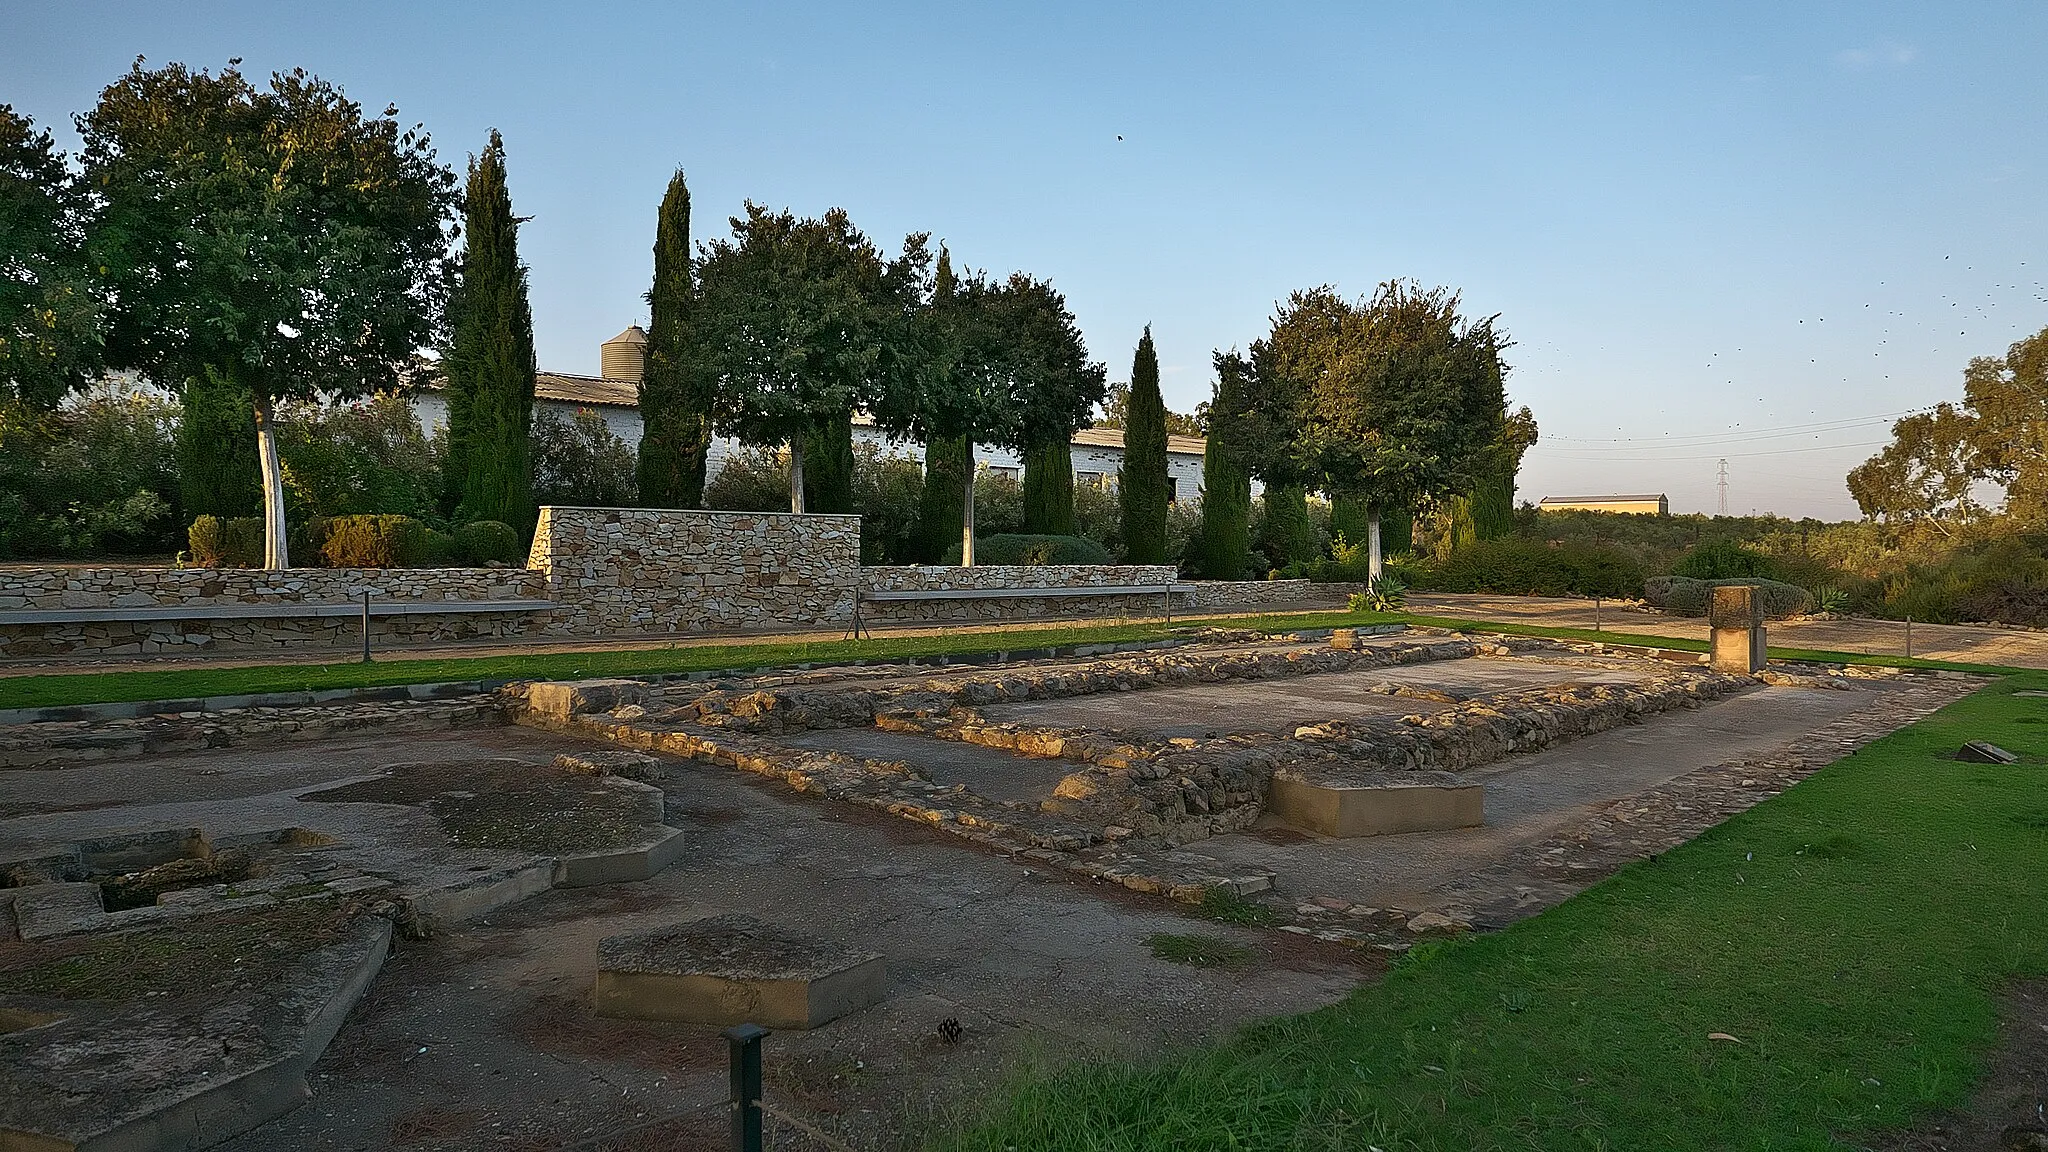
(1543, 407), (1929, 447)
(1531, 439), (1889, 462)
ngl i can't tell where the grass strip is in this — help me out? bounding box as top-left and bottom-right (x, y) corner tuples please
(938, 673), (2048, 1150)
(0, 605), (2018, 711)
(0, 610), (1370, 711)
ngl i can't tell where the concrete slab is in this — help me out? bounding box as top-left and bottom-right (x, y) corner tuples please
(781, 727), (1073, 803)
(1190, 683), (1886, 916)
(594, 914), (886, 1030)
(1267, 777), (1485, 837)
(975, 659), (1648, 740)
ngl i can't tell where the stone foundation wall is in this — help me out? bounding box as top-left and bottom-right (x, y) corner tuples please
(1178, 580), (1316, 611)
(531, 506), (861, 635)
(0, 609), (546, 660)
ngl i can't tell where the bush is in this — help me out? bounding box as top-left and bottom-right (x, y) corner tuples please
(453, 520), (524, 566)
(276, 395), (440, 519)
(703, 446), (791, 513)
(532, 408), (637, 508)
(4, 387), (183, 559)
(940, 534), (1112, 566)
(1664, 577), (1812, 619)
(1641, 574), (1698, 609)
(1671, 540), (1779, 581)
(187, 515), (265, 567)
(853, 443), (924, 564)
(315, 514), (449, 568)
(1421, 538), (1644, 598)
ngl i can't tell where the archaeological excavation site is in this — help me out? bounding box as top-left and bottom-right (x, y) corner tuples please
(0, 624), (1976, 1150)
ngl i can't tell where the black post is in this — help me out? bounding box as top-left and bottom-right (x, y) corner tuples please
(361, 590), (372, 664)
(725, 1023), (767, 1152)
(1905, 616), (1913, 660)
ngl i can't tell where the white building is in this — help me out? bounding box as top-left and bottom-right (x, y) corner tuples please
(411, 326), (1210, 501)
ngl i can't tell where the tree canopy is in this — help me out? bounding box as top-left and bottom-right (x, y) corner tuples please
(0, 105), (99, 409)
(694, 203), (912, 512)
(80, 59), (457, 566)
(1847, 326), (2048, 529)
(637, 168), (710, 508)
(442, 129), (536, 529)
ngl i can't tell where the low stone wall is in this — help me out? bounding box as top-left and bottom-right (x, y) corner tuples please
(0, 566), (544, 610)
(1178, 580), (1316, 611)
(856, 566), (1317, 623)
(531, 506), (861, 635)
(0, 567), (547, 658)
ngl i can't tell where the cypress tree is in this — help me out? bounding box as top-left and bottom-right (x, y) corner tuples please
(176, 365), (260, 517)
(916, 433), (971, 562)
(1119, 327), (1169, 564)
(637, 168), (709, 507)
(1022, 440), (1075, 535)
(800, 411), (856, 514)
(1192, 351), (1253, 579)
(1257, 484), (1317, 571)
(444, 130), (536, 529)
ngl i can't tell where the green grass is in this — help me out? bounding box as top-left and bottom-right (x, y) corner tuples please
(939, 674), (2048, 1150)
(1147, 933), (1255, 969)
(0, 603), (2018, 711)
(1193, 884), (1279, 927)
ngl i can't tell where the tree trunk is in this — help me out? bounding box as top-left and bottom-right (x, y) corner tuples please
(251, 393), (290, 570)
(1367, 508), (1383, 581)
(960, 461), (976, 567)
(788, 437), (807, 514)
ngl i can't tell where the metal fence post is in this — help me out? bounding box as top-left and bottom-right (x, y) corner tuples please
(725, 1023), (767, 1152)
(1905, 616), (1912, 660)
(361, 590), (372, 664)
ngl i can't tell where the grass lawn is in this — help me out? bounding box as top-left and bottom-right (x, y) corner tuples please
(939, 672), (2048, 1150)
(0, 607), (2016, 711)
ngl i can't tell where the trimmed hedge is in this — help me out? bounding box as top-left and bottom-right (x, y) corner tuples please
(1421, 538), (1644, 598)
(940, 534), (1112, 566)
(187, 516), (264, 568)
(1662, 576), (1811, 619)
(453, 520), (524, 566)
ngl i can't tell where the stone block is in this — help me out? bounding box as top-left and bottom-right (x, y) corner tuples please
(1267, 778), (1484, 838)
(14, 882), (108, 941)
(526, 678), (646, 720)
(1956, 740), (2018, 764)
(1709, 584), (1767, 674)
(594, 914), (885, 1030)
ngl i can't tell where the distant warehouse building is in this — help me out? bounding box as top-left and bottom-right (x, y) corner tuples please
(1538, 494), (1669, 516)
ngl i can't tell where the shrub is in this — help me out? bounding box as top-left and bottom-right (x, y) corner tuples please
(852, 443), (924, 564)
(4, 386), (183, 559)
(276, 395), (440, 519)
(1641, 574), (1700, 609)
(532, 408), (637, 508)
(186, 515), (264, 567)
(940, 534), (1112, 566)
(316, 514), (447, 568)
(1422, 538), (1644, 598)
(453, 520), (523, 566)
(703, 446), (791, 513)
(1664, 577), (1812, 619)
(1672, 540), (1778, 581)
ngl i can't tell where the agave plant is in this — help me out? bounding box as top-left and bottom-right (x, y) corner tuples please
(1814, 585), (1850, 616)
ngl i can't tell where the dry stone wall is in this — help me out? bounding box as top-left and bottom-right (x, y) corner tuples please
(0, 567), (546, 658)
(530, 506), (861, 635)
(857, 566), (1314, 623)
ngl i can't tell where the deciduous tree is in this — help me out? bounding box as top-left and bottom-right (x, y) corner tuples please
(81, 60), (457, 567)
(0, 105), (99, 409)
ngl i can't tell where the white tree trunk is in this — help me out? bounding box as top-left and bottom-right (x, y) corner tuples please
(960, 462), (976, 567)
(1367, 508), (1383, 582)
(788, 437), (807, 514)
(252, 394), (290, 570)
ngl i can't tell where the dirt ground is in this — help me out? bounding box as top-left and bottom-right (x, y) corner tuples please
(0, 639), (1984, 1150)
(1408, 592), (2048, 669)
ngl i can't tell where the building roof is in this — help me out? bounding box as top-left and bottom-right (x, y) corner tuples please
(606, 325), (648, 346)
(1073, 425), (1208, 457)
(1539, 494), (1667, 504)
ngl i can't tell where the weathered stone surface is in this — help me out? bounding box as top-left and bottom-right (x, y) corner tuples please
(526, 678), (646, 720)
(552, 750), (664, 781)
(594, 914), (885, 1029)
(1267, 775), (1484, 837)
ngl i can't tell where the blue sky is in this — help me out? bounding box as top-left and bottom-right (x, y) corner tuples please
(7, 2), (2044, 518)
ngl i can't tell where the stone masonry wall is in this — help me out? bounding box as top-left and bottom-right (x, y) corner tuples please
(0, 567), (547, 658)
(530, 506), (861, 635)
(0, 566), (544, 610)
(856, 566), (1316, 623)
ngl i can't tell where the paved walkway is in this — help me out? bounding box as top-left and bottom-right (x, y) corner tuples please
(1409, 592), (2048, 669)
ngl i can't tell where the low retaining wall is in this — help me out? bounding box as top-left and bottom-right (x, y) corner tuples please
(0, 567), (546, 658)
(531, 506), (861, 635)
(857, 566), (1316, 623)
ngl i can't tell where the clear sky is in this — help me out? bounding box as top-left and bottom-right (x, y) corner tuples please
(7, 2), (2044, 519)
